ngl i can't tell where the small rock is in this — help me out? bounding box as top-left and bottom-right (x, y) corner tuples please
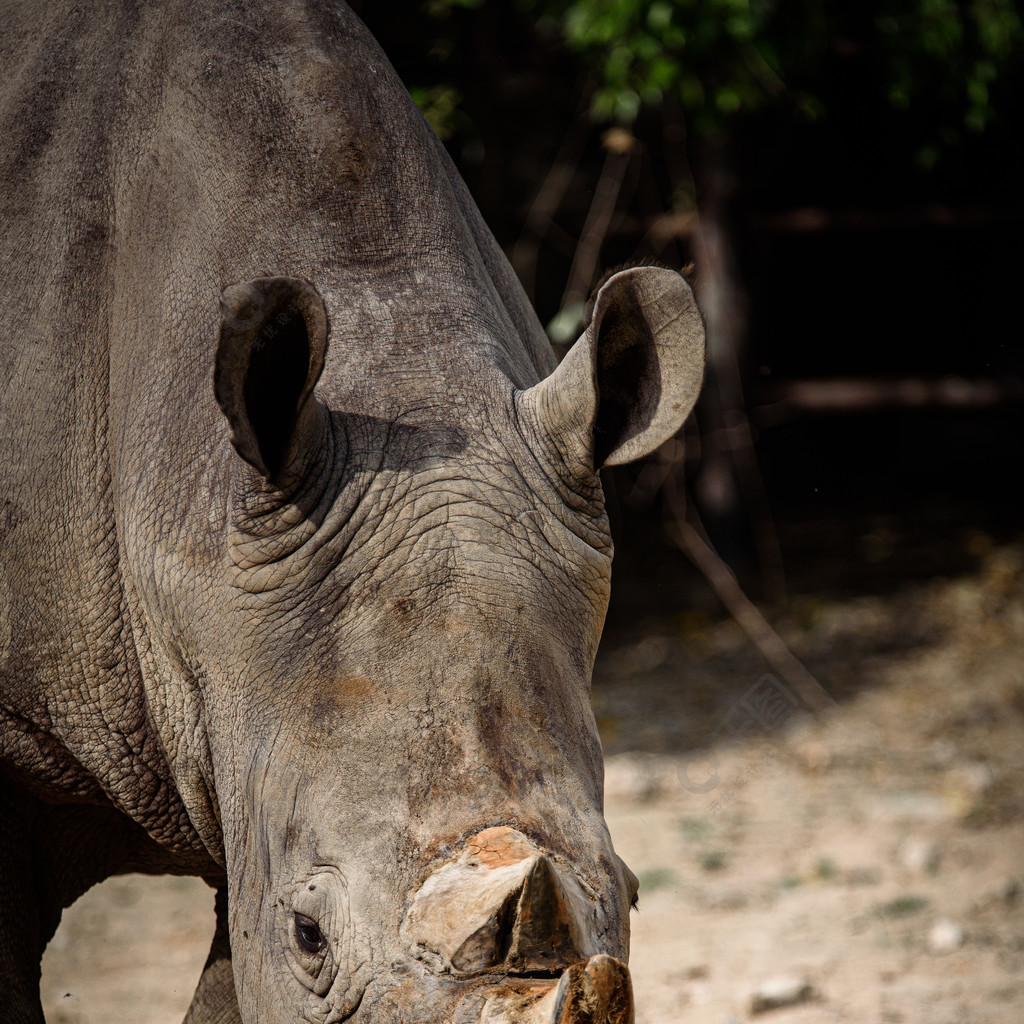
(927, 918), (965, 954)
(749, 975), (818, 1015)
(897, 837), (941, 875)
(882, 790), (947, 819)
(929, 739), (957, 769)
(943, 761), (995, 818)
(793, 738), (832, 773)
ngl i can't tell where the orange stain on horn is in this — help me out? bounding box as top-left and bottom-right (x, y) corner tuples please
(465, 826), (539, 868)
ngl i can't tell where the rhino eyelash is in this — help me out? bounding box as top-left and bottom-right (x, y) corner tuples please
(630, 894), (639, 912)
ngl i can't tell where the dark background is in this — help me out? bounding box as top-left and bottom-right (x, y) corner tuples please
(352, 0), (1024, 627)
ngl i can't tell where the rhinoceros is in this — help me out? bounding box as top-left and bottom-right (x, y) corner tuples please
(0, 1), (704, 1021)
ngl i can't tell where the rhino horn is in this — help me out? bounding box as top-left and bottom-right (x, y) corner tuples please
(504, 856), (585, 973)
(404, 827), (601, 977)
(549, 954), (634, 1024)
(475, 954), (634, 1024)
(449, 853), (587, 974)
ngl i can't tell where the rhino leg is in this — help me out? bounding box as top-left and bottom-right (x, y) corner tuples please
(0, 782), (51, 1023)
(184, 886), (242, 1024)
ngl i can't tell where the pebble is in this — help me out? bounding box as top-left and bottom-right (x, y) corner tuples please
(881, 791), (947, 819)
(897, 836), (941, 875)
(927, 918), (965, 954)
(749, 975), (818, 1015)
(793, 738), (832, 773)
(690, 981), (713, 1006)
(943, 761), (995, 818)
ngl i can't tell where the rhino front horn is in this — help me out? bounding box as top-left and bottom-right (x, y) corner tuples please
(403, 827), (602, 976)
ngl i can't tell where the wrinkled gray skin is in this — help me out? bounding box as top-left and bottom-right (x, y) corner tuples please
(0, 2), (704, 1022)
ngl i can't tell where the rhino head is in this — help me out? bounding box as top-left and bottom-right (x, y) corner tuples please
(191, 265), (703, 1022)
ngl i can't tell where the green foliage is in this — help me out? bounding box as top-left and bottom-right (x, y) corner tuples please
(425, 0), (483, 11)
(698, 848), (727, 871)
(876, 893), (932, 918)
(517, 0), (1022, 150)
(874, 0), (1023, 163)
(679, 815), (710, 841)
(409, 83), (465, 140)
(636, 866), (678, 891)
(813, 855), (837, 880)
(389, 0), (1022, 175)
(527, 0), (785, 133)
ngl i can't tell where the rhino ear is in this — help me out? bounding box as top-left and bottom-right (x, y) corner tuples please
(523, 266), (705, 471)
(215, 276), (329, 482)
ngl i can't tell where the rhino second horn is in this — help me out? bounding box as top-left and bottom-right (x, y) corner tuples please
(474, 954), (634, 1024)
(549, 954), (634, 1024)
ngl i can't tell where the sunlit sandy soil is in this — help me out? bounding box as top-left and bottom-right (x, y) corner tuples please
(41, 542), (1024, 1023)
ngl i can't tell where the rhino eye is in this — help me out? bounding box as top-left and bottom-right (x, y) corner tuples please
(294, 912), (325, 954)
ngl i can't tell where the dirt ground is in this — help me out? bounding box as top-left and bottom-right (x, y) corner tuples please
(40, 539), (1024, 1023)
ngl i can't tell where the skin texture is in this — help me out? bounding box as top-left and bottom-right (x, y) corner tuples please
(0, 2), (705, 1021)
